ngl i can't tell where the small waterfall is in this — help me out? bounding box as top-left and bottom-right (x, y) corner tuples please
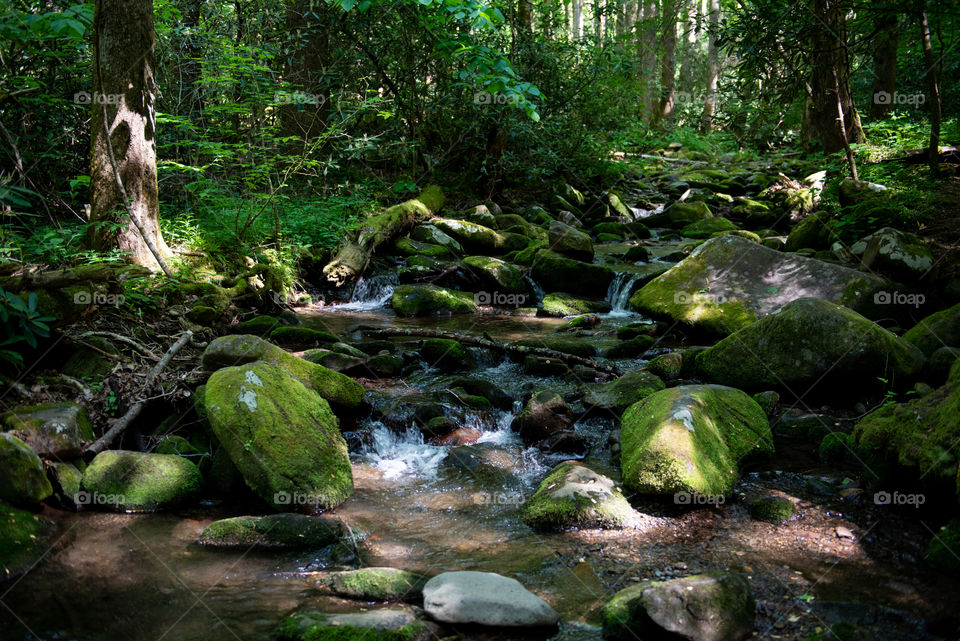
(524, 275), (545, 306)
(332, 274), (398, 311)
(606, 272), (640, 315)
(360, 423), (448, 480)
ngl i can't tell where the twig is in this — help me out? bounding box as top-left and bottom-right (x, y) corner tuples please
(84, 330), (193, 456)
(76, 331), (158, 359)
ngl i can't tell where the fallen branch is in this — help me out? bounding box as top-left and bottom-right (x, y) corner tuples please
(76, 331), (158, 359)
(84, 330), (193, 456)
(359, 327), (622, 375)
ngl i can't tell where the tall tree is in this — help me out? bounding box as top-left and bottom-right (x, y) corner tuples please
(281, 0), (331, 140)
(651, 0), (680, 126)
(869, 11), (899, 121)
(700, 0), (719, 131)
(87, 0), (171, 271)
(918, 7), (941, 171)
(640, 0), (659, 114)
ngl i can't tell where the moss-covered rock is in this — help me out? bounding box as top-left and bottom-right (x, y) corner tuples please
(748, 496), (796, 524)
(696, 298), (924, 395)
(393, 236), (451, 258)
(512, 338), (597, 358)
(391, 284), (476, 317)
(235, 315), (284, 335)
(523, 355), (570, 377)
(81, 450), (201, 511)
(269, 326), (339, 347)
(644, 200), (713, 229)
(522, 461), (636, 530)
(785, 210), (837, 251)
(276, 609), (431, 641)
(410, 224), (464, 253)
(62, 335), (118, 379)
(0, 433), (53, 508)
(531, 250), (614, 298)
(548, 220), (594, 260)
(682, 217), (738, 238)
(621, 385), (773, 496)
(420, 338), (473, 371)
(603, 335), (656, 359)
(539, 292), (610, 317)
(198, 513), (350, 548)
(925, 518), (960, 575)
(0, 500), (56, 580)
(583, 371), (665, 414)
(631, 235), (890, 336)
(752, 391), (780, 417)
(623, 245), (650, 262)
(186, 304), (219, 325)
(201, 335), (365, 409)
(462, 256), (529, 295)
(903, 302), (960, 356)
(850, 227), (935, 282)
(310, 567), (428, 601)
(2, 402), (94, 459)
(49, 461), (83, 504)
(602, 571), (755, 641)
(205, 362), (353, 511)
(432, 218), (508, 254)
(646, 352), (683, 381)
(731, 197), (777, 226)
(511, 390), (574, 443)
(818, 432), (854, 463)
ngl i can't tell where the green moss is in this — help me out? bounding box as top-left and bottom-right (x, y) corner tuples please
(269, 326), (339, 346)
(540, 292), (610, 317)
(462, 256), (528, 294)
(81, 450), (201, 512)
(186, 305), (219, 325)
(0, 500), (55, 579)
(510, 239), (548, 265)
(276, 611), (427, 641)
(523, 355), (570, 377)
(204, 362), (353, 511)
(583, 371), (665, 413)
(522, 461), (635, 530)
(623, 246), (649, 261)
(645, 200), (713, 228)
(202, 335), (366, 409)
(439, 386), (491, 410)
(818, 432), (852, 463)
(432, 218), (508, 254)
(646, 352), (682, 381)
(512, 338), (597, 358)
(310, 567), (427, 601)
(925, 518), (960, 575)
(748, 496), (795, 523)
(237, 315), (283, 333)
(2, 402), (94, 459)
(420, 338), (472, 371)
(156, 435), (205, 458)
(530, 250), (614, 298)
(713, 229), (762, 243)
(603, 335), (656, 359)
(682, 217), (737, 238)
(198, 513), (348, 549)
(62, 335), (118, 378)
(0, 433), (53, 507)
(391, 284), (477, 317)
(902, 302), (960, 356)
(393, 237), (451, 258)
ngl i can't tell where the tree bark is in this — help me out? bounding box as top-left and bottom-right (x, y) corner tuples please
(640, 0), (659, 114)
(281, 0), (331, 139)
(651, 0), (680, 127)
(700, 0), (719, 131)
(869, 12), (899, 121)
(88, 0), (171, 270)
(918, 9), (941, 172)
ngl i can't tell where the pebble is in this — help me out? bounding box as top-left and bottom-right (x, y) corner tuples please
(835, 526), (855, 539)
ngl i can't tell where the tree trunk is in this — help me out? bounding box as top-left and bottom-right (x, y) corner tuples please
(640, 0), (659, 115)
(281, 0), (331, 139)
(517, 0), (532, 32)
(918, 9), (941, 172)
(869, 13), (899, 120)
(573, 0), (583, 39)
(700, 0), (719, 131)
(651, 0), (679, 127)
(804, 0), (864, 154)
(88, 0), (171, 270)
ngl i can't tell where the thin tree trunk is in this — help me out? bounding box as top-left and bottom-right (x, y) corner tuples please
(918, 9), (941, 172)
(640, 0), (658, 114)
(700, 0), (719, 131)
(281, 0), (331, 139)
(87, 0), (171, 270)
(869, 13), (899, 120)
(652, 0), (679, 127)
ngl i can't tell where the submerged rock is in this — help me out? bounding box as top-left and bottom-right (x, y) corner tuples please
(309, 567), (428, 601)
(696, 298), (924, 396)
(0, 433), (53, 508)
(522, 461), (636, 530)
(198, 513), (350, 548)
(391, 284), (477, 317)
(620, 385), (773, 497)
(602, 571), (755, 641)
(81, 450), (201, 511)
(277, 608), (433, 641)
(630, 235), (889, 336)
(205, 362), (353, 511)
(422, 571), (559, 627)
(0, 500), (56, 580)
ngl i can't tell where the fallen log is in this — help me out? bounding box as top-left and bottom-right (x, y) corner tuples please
(322, 185), (445, 287)
(359, 327), (622, 376)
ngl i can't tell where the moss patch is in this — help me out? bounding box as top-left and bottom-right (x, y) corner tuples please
(198, 513), (349, 548)
(81, 450), (201, 512)
(391, 284), (477, 317)
(522, 461), (636, 530)
(0, 433), (53, 507)
(748, 496), (796, 524)
(310, 567), (427, 601)
(0, 500), (55, 579)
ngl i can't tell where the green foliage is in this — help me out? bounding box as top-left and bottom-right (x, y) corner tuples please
(0, 288), (54, 368)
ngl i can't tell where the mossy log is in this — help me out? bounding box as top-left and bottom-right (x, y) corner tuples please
(323, 185), (445, 286)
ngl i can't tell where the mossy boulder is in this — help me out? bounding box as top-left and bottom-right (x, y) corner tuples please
(204, 362), (353, 512)
(548, 220), (594, 260)
(903, 302), (960, 356)
(310, 567), (428, 601)
(198, 513), (350, 548)
(410, 224), (464, 253)
(601, 571), (755, 641)
(0, 433), (53, 508)
(0, 500), (56, 580)
(540, 292), (610, 317)
(731, 198), (777, 226)
(620, 385), (773, 496)
(511, 338), (597, 358)
(644, 200), (713, 229)
(531, 250), (614, 298)
(681, 217), (737, 238)
(391, 284), (477, 316)
(269, 326), (339, 347)
(696, 298), (924, 396)
(511, 391), (574, 443)
(925, 518), (960, 575)
(276, 609), (432, 641)
(394, 236), (451, 258)
(748, 496), (796, 524)
(186, 305), (219, 325)
(623, 245), (650, 262)
(522, 461), (636, 530)
(2, 402), (94, 459)
(462, 256), (529, 296)
(432, 218), (508, 254)
(62, 335), (118, 379)
(202, 335), (365, 409)
(523, 355), (570, 377)
(583, 370), (665, 414)
(647, 352), (683, 381)
(850, 227), (935, 282)
(419, 338), (473, 371)
(81, 450), (201, 511)
(235, 315), (284, 334)
(785, 210), (837, 251)
(603, 335), (656, 359)
(630, 235), (890, 336)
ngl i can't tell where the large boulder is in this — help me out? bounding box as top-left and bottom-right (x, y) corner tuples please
(0, 433), (53, 508)
(630, 235), (889, 336)
(198, 513), (350, 548)
(511, 391), (575, 444)
(201, 335), (365, 409)
(681, 217), (738, 239)
(903, 302), (960, 356)
(850, 227), (935, 282)
(419, 338), (473, 371)
(2, 402), (94, 459)
(531, 250), (614, 298)
(602, 572), (755, 641)
(462, 256), (530, 297)
(277, 609), (433, 641)
(422, 571), (559, 627)
(411, 224), (464, 253)
(81, 450), (201, 511)
(522, 461), (637, 530)
(644, 201), (713, 229)
(621, 385), (773, 496)
(539, 292), (610, 317)
(548, 220), (594, 260)
(310, 567), (428, 601)
(582, 370), (666, 415)
(838, 177), (887, 208)
(205, 362), (353, 512)
(0, 500), (56, 579)
(391, 284), (477, 317)
(696, 298), (924, 396)
(432, 218), (511, 254)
